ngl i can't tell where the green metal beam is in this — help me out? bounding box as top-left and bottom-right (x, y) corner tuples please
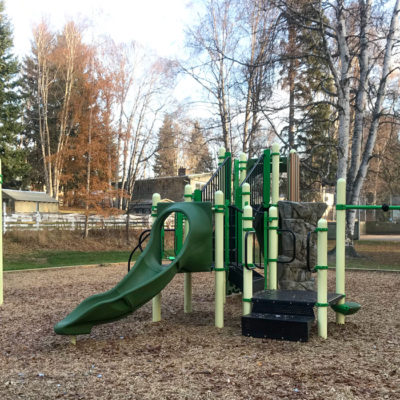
(336, 204), (400, 210)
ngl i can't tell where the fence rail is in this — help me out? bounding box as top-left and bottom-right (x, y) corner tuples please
(2, 212), (152, 233)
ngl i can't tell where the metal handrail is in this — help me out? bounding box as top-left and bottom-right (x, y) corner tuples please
(277, 229), (296, 264)
(240, 154), (263, 187)
(201, 156), (231, 202)
(244, 231), (258, 270)
(240, 154), (264, 206)
(127, 228), (175, 272)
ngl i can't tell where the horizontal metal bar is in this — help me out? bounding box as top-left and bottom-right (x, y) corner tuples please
(336, 204), (400, 210)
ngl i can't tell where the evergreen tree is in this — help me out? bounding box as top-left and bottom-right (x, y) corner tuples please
(187, 122), (213, 173)
(295, 17), (337, 199)
(280, 2), (337, 199)
(153, 114), (178, 177)
(0, 1), (29, 188)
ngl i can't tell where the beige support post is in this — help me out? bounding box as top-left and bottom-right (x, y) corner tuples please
(0, 159), (3, 306)
(336, 178), (346, 324)
(288, 149), (300, 202)
(241, 181), (251, 280)
(152, 193), (162, 322)
(242, 182), (250, 209)
(218, 147), (226, 164)
(268, 206), (278, 290)
(242, 205), (253, 315)
(215, 190), (225, 328)
(316, 218), (328, 339)
(239, 152), (247, 184)
(271, 143), (280, 205)
(218, 147), (226, 197)
(184, 184), (193, 313)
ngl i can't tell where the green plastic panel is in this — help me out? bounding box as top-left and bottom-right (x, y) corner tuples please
(331, 301), (361, 316)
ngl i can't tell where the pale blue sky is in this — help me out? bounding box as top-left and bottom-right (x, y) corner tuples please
(5, 0), (197, 59)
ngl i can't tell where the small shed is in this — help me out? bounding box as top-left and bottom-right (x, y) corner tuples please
(128, 172), (212, 214)
(2, 189), (59, 214)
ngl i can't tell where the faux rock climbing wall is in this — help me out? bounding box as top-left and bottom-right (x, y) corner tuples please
(277, 201), (327, 291)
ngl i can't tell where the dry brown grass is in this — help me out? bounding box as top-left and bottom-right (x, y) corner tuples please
(4, 229), (177, 259)
(3, 229), (144, 256)
(0, 265), (399, 399)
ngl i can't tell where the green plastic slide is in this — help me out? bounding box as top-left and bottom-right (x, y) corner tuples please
(54, 202), (212, 336)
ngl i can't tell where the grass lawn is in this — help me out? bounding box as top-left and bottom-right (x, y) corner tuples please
(4, 238), (399, 272)
(327, 239), (400, 271)
(328, 257), (400, 271)
(4, 250), (135, 271)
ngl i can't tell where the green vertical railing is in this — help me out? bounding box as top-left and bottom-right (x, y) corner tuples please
(263, 149), (271, 289)
(235, 185), (243, 265)
(223, 152), (231, 267)
(193, 151), (232, 267)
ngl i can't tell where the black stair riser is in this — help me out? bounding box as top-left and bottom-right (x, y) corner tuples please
(242, 313), (314, 342)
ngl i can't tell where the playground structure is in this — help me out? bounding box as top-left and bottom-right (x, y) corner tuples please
(53, 144), (368, 343)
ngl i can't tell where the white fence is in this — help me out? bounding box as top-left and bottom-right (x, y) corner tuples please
(2, 212), (152, 233)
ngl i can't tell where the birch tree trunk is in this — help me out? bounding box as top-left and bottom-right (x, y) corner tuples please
(83, 94), (94, 239)
(335, 0), (351, 181)
(34, 24), (54, 196)
(346, 0), (400, 238)
(53, 23), (80, 200)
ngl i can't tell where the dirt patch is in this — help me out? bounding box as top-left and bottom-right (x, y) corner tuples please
(0, 266), (399, 399)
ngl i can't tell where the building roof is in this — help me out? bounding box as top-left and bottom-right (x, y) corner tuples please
(136, 173), (211, 183)
(2, 189), (59, 203)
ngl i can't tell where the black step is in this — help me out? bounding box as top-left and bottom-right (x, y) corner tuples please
(228, 264), (265, 293)
(242, 312), (314, 342)
(251, 290), (344, 317)
(241, 290), (345, 341)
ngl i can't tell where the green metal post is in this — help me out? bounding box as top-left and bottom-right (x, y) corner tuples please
(223, 151), (231, 268)
(316, 219), (328, 339)
(193, 189), (202, 202)
(0, 159), (3, 306)
(235, 186), (243, 265)
(271, 143), (280, 205)
(224, 151), (232, 201)
(263, 149), (271, 208)
(152, 193), (162, 322)
(184, 184), (193, 313)
(336, 178), (346, 324)
(235, 152), (247, 270)
(233, 159), (239, 196)
(263, 149), (271, 289)
(215, 190), (225, 328)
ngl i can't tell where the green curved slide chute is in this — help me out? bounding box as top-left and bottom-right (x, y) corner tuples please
(54, 202), (212, 336)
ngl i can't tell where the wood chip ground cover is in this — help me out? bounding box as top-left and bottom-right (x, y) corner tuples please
(0, 265), (399, 399)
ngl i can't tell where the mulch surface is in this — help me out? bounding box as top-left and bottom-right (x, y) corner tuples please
(0, 265), (399, 399)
